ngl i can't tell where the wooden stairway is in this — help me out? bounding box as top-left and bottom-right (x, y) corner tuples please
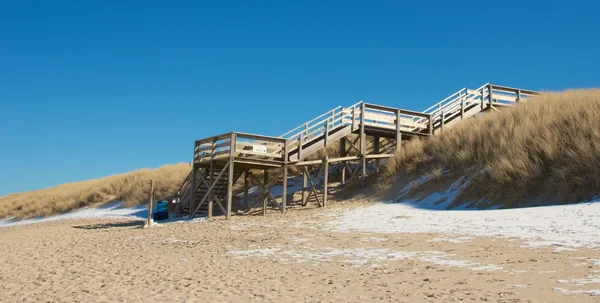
(173, 83), (538, 219)
(177, 167), (243, 217)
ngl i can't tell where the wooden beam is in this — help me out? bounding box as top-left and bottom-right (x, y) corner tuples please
(263, 170), (268, 216)
(302, 169), (308, 206)
(323, 156), (329, 207)
(340, 138), (347, 185)
(365, 154), (395, 159)
(226, 134), (236, 220)
(282, 140), (289, 214)
(243, 170), (249, 209)
(360, 102), (366, 188)
(395, 109), (402, 152)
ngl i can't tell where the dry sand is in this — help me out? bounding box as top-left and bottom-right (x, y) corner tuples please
(1, 204), (599, 302)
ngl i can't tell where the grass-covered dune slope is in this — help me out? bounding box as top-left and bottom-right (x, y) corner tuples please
(379, 89), (600, 208)
(2, 89), (599, 219)
(0, 163), (190, 219)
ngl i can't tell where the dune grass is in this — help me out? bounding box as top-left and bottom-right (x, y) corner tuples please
(379, 89), (600, 208)
(0, 163), (190, 219)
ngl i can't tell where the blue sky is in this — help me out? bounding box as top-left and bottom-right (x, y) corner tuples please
(1, 0), (599, 196)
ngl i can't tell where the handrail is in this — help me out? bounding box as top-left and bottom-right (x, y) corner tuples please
(279, 106), (343, 139)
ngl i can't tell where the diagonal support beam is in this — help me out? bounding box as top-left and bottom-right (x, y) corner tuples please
(190, 160), (230, 218)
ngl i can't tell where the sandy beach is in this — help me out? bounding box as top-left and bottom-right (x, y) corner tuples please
(1, 202), (599, 303)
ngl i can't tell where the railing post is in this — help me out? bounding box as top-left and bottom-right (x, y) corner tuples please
(298, 134), (303, 160)
(516, 89), (521, 103)
(488, 84), (494, 110)
(460, 92), (465, 120)
(481, 88), (485, 111)
(324, 121), (329, 147)
(351, 106), (357, 131)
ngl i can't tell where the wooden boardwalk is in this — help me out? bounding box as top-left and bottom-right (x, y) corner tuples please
(174, 83), (538, 219)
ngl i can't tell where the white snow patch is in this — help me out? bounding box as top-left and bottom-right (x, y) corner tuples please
(0, 202), (207, 228)
(553, 288), (600, 296)
(557, 275), (600, 286)
(427, 237), (473, 244)
(227, 247), (501, 271)
(328, 200), (600, 249)
(0, 202), (148, 228)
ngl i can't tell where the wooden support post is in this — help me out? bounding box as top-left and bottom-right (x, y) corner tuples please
(428, 114), (433, 136)
(441, 110), (445, 132)
(190, 143), (197, 216)
(282, 140), (289, 214)
(516, 89), (521, 103)
(340, 136), (347, 185)
(208, 152), (215, 219)
(323, 156), (329, 207)
(373, 135), (380, 173)
(243, 170), (249, 209)
(360, 102), (366, 188)
(226, 134), (236, 220)
(147, 180), (153, 227)
(374, 136), (380, 154)
(395, 109), (402, 152)
(262, 170), (268, 216)
(302, 169), (308, 206)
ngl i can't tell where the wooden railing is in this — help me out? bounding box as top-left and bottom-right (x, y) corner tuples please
(194, 132), (288, 164)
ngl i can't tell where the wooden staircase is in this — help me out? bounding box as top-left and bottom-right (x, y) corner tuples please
(173, 83), (538, 219)
(176, 167), (243, 217)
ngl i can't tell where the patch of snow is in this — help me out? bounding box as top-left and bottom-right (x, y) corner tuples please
(553, 288), (600, 296)
(0, 202), (148, 228)
(227, 247), (501, 271)
(508, 285), (528, 289)
(328, 200), (600, 249)
(427, 236), (473, 244)
(557, 275), (600, 286)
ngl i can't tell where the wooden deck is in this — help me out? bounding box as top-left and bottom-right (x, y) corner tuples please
(174, 83), (538, 219)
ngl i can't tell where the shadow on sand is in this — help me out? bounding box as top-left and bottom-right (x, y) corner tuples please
(72, 220), (145, 230)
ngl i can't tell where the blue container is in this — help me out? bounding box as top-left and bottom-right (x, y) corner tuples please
(153, 200), (169, 221)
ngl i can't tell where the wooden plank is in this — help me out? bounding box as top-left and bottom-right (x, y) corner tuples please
(365, 154), (395, 159)
(327, 155), (361, 163)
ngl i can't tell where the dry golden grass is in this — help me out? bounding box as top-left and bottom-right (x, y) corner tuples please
(380, 89), (600, 208)
(0, 163), (190, 219)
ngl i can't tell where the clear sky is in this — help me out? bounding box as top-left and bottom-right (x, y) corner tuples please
(1, 0), (599, 196)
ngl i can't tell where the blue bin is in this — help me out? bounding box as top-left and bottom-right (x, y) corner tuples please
(153, 200), (169, 221)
